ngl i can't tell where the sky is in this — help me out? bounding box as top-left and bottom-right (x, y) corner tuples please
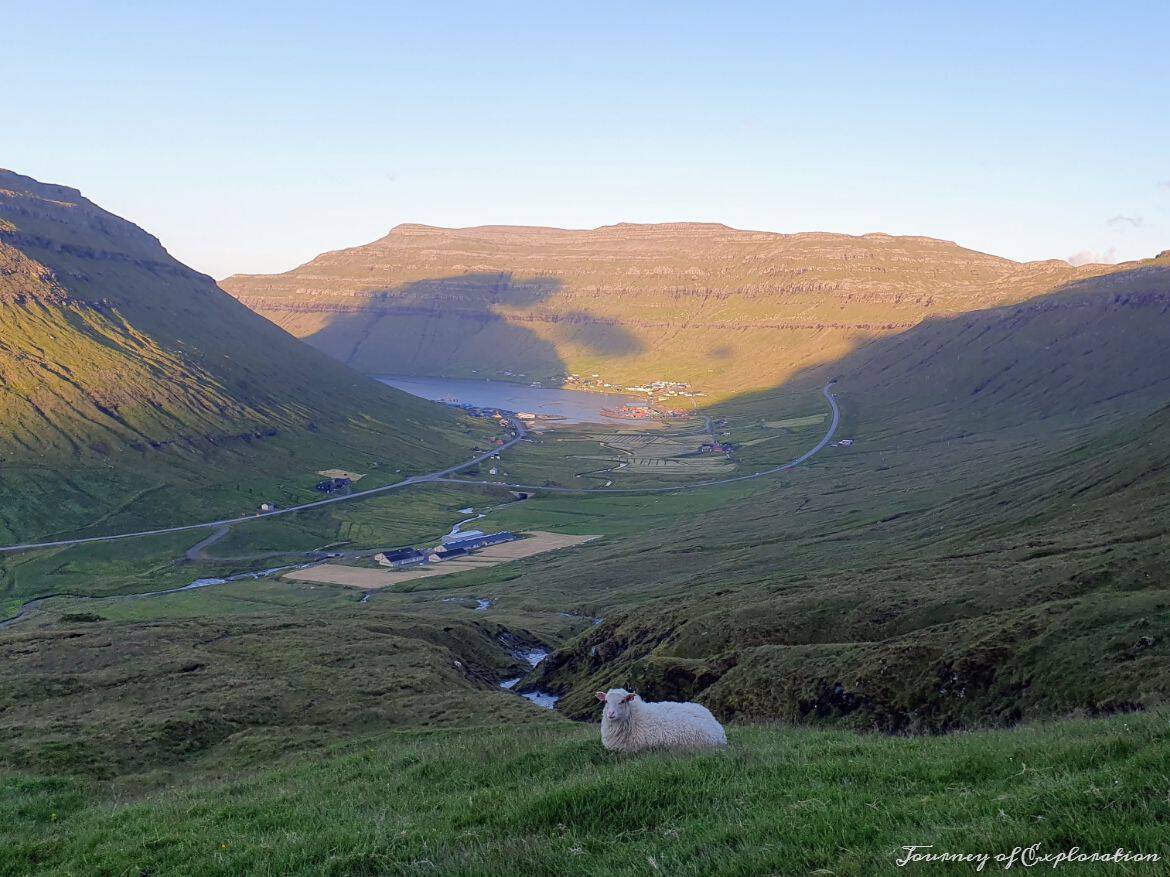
(6, 1), (1169, 279)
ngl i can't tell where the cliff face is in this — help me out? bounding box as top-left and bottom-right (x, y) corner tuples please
(221, 222), (1102, 398)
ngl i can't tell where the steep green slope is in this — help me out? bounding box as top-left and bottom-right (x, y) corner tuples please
(222, 222), (1107, 400)
(486, 260), (1170, 729)
(0, 170), (484, 543)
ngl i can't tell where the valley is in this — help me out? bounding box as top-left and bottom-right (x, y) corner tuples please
(8, 5), (1169, 871)
(3, 176), (1167, 876)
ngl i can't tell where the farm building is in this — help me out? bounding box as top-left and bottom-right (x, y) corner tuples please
(698, 442), (733, 454)
(430, 546), (470, 562)
(442, 529), (484, 545)
(439, 531), (518, 552)
(375, 547), (428, 569)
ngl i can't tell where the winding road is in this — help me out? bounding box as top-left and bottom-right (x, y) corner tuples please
(0, 383), (839, 556)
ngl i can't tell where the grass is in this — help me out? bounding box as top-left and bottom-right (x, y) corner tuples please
(0, 172), (499, 548)
(0, 585), (567, 781)
(3, 711), (1168, 875)
(0, 482), (514, 611)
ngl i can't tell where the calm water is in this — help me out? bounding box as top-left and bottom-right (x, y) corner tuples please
(377, 376), (639, 424)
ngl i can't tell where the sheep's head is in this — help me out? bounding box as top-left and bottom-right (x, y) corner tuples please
(596, 687), (636, 721)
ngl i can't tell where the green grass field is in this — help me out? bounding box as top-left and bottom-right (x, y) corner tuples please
(4, 711), (1168, 875)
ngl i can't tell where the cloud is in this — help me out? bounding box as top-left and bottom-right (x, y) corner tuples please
(1107, 215), (1144, 228)
(1159, 180), (1170, 191)
(1067, 248), (1117, 266)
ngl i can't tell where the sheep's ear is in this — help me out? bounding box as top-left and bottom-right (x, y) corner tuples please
(595, 691), (606, 702)
(621, 691), (636, 703)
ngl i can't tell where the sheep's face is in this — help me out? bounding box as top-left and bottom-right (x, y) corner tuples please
(596, 688), (636, 721)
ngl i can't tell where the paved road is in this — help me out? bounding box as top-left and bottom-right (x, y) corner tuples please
(0, 383), (838, 555)
(0, 425), (530, 555)
(184, 525), (231, 561)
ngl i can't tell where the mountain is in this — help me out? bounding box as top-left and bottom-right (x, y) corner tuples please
(522, 256), (1170, 729)
(221, 222), (1108, 398)
(0, 171), (476, 542)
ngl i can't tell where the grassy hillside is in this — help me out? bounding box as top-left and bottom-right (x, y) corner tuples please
(4, 712), (1167, 875)
(4, 201), (1168, 873)
(8, 260), (1163, 734)
(222, 223), (1117, 399)
(462, 260), (1170, 729)
(0, 170), (488, 544)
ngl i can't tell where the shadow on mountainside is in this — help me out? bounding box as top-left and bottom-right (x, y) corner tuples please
(520, 258), (1170, 732)
(714, 260), (1170, 431)
(301, 272), (644, 378)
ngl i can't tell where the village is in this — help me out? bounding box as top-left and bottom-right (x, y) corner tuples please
(562, 372), (705, 403)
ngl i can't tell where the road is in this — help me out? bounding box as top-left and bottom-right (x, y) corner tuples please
(439, 382), (841, 496)
(184, 525), (231, 561)
(0, 383), (838, 555)
(703, 414), (719, 445)
(0, 425), (529, 555)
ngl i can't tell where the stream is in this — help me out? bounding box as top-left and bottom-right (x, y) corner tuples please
(2, 508), (571, 714)
(497, 646), (561, 710)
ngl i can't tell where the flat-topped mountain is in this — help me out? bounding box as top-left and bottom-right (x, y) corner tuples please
(0, 171), (472, 542)
(221, 222), (1106, 398)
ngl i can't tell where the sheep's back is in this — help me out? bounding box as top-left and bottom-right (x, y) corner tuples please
(635, 700), (726, 747)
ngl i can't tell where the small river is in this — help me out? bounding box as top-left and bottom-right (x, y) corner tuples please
(377, 376), (638, 424)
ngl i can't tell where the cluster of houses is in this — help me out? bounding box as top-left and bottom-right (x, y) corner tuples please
(314, 476), (353, 493)
(564, 373), (705, 402)
(438, 401), (520, 433)
(601, 402), (687, 420)
(374, 530), (518, 570)
(698, 441), (733, 454)
(601, 403), (658, 420)
(564, 373), (622, 391)
(624, 379), (694, 398)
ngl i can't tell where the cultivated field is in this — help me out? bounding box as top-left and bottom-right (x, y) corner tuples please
(283, 531), (600, 589)
(580, 428), (734, 479)
(316, 468), (365, 482)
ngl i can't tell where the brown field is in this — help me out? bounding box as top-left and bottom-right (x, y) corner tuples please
(316, 468), (365, 482)
(282, 531), (601, 590)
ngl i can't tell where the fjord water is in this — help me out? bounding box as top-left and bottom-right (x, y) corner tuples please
(377, 376), (640, 423)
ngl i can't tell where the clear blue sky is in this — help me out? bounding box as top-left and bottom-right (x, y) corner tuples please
(7, 1), (1168, 278)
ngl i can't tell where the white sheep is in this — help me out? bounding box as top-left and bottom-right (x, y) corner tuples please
(596, 687), (727, 752)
